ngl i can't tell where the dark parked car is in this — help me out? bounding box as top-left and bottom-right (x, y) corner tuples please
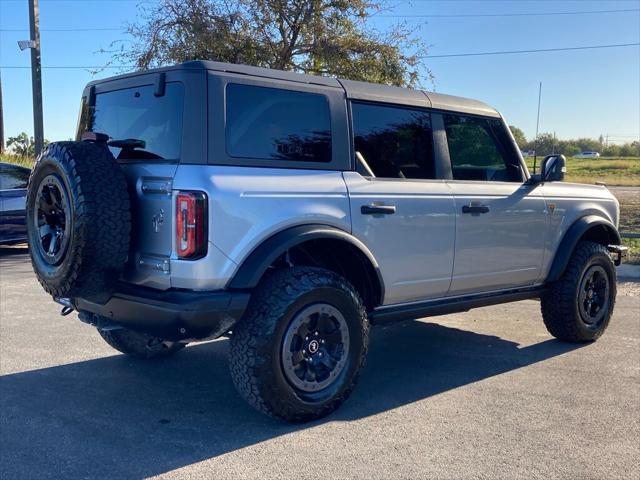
(0, 162), (30, 245)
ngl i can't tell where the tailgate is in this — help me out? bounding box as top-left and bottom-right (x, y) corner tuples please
(120, 163), (178, 289)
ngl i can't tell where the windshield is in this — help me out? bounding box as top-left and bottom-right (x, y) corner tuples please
(78, 82), (184, 160)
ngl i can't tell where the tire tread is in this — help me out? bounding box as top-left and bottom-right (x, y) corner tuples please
(27, 142), (131, 300)
(541, 241), (616, 342)
(229, 266), (369, 422)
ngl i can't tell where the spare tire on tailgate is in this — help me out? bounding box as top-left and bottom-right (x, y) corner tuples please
(26, 141), (131, 301)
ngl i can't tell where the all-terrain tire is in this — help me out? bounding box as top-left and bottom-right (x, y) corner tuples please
(26, 141), (131, 301)
(541, 241), (616, 342)
(98, 328), (186, 359)
(229, 267), (369, 422)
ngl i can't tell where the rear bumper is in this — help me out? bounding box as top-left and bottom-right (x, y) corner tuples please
(76, 284), (250, 341)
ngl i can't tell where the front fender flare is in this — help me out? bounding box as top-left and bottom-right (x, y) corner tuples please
(546, 215), (621, 282)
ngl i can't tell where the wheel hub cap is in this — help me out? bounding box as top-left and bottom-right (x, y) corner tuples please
(281, 303), (350, 393)
(307, 339), (320, 354)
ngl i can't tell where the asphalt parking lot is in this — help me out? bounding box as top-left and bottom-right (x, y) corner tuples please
(1, 246), (638, 479)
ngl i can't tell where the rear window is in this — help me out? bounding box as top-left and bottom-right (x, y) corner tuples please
(225, 84), (331, 163)
(80, 83), (184, 160)
(351, 102), (435, 180)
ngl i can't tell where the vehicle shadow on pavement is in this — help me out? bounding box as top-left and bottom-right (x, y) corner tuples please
(0, 247), (31, 274)
(0, 320), (584, 479)
(0, 245), (28, 253)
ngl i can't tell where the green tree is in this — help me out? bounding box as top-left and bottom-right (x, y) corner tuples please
(573, 138), (600, 153)
(110, 0), (430, 87)
(602, 144), (621, 157)
(6, 132), (49, 157)
(7, 133), (32, 157)
(508, 125), (527, 148)
(520, 131), (639, 158)
(528, 133), (555, 156)
(619, 142), (640, 157)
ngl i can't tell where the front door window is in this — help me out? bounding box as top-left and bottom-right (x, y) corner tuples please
(444, 114), (523, 183)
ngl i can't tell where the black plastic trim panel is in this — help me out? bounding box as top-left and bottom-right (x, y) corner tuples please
(76, 283), (250, 341)
(228, 224), (384, 303)
(546, 215), (621, 282)
(370, 286), (543, 324)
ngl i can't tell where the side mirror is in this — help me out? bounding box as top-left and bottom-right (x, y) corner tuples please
(541, 154), (566, 182)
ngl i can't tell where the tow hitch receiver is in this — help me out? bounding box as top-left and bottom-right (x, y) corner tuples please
(607, 245), (628, 266)
(54, 297), (75, 316)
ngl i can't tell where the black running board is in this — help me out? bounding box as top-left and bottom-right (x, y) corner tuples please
(370, 286), (544, 324)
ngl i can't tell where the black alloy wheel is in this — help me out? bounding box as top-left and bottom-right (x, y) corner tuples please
(33, 174), (72, 265)
(577, 265), (610, 327)
(281, 303), (350, 393)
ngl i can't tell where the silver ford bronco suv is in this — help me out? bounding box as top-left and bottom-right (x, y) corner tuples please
(27, 61), (627, 422)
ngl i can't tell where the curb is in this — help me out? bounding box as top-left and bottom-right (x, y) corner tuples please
(618, 263), (640, 282)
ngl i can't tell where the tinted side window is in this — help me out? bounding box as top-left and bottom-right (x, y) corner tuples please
(83, 83), (184, 160)
(226, 84), (331, 163)
(444, 114), (522, 182)
(0, 164), (30, 189)
(352, 102), (435, 179)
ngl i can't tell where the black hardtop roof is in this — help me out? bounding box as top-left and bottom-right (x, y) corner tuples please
(87, 60), (500, 118)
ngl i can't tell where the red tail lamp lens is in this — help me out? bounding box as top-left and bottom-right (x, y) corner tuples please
(176, 191), (207, 259)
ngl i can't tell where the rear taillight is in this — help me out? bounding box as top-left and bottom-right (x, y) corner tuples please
(176, 191), (207, 259)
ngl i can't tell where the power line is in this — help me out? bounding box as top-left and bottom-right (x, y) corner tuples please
(381, 8), (640, 18)
(0, 65), (134, 69)
(1, 0), (157, 2)
(1, 7), (635, 31)
(1, 42), (638, 69)
(393, 0), (640, 2)
(1, 27), (122, 32)
(422, 42), (640, 59)
(1, 0), (637, 2)
(30, 0), (637, 1)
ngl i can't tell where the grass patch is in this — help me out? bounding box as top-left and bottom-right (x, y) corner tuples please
(623, 237), (640, 265)
(5, 154), (638, 184)
(618, 192), (640, 233)
(526, 157), (640, 186)
(0, 154), (35, 169)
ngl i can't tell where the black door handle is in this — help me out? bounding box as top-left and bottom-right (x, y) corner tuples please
(462, 205), (490, 214)
(361, 204), (396, 215)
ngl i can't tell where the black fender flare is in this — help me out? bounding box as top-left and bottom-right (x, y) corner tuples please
(228, 224), (384, 300)
(546, 215), (621, 282)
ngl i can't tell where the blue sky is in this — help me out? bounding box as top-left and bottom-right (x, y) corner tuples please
(1, 0), (639, 144)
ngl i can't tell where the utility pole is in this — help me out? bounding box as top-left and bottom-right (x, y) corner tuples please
(0, 70), (4, 154)
(28, 0), (44, 156)
(533, 81), (542, 174)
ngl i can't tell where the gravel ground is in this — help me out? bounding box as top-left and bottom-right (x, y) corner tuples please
(1, 247), (638, 480)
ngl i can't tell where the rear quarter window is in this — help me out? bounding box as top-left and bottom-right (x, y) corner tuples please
(225, 83), (331, 163)
(80, 83), (184, 161)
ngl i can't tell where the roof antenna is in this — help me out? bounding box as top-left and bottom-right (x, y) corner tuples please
(533, 81), (542, 174)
